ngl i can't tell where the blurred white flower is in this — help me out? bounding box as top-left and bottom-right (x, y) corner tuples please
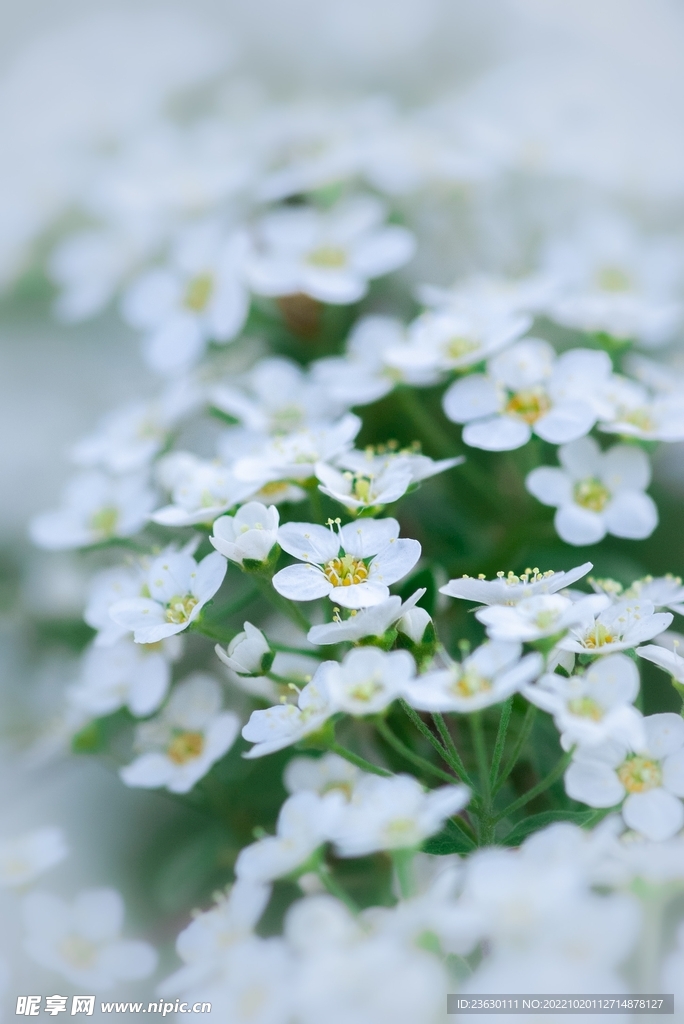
(320, 646), (415, 716)
(30, 472), (155, 550)
(23, 888), (157, 988)
(120, 674), (239, 794)
(307, 588), (426, 645)
(311, 316), (409, 406)
(151, 452), (255, 527)
(247, 195), (415, 304)
(69, 636), (180, 718)
(242, 667), (334, 759)
(527, 437), (658, 546)
(231, 414), (361, 485)
(110, 550), (226, 644)
(273, 517), (420, 609)
(284, 753), (362, 797)
(559, 598), (673, 656)
(0, 828), (68, 888)
(476, 593), (610, 642)
(440, 561), (592, 606)
(626, 574), (684, 614)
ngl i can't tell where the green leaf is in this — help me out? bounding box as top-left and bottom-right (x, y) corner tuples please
(422, 820), (476, 855)
(501, 809), (598, 847)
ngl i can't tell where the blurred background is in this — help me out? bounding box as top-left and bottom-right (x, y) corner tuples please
(3, 0), (684, 1011)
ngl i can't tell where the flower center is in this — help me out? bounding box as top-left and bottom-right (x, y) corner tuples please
(167, 730), (205, 764)
(343, 472), (374, 503)
(452, 668), (492, 698)
(165, 594), (198, 624)
(617, 755), (662, 793)
(445, 336), (479, 360)
(306, 245), (347, 268)
(574, 478), (611, 512)
(271, 405), (305, 433)
(323, 554), (369, 587)
(59, 935), (97, 969)
(384, 817), (419, 845)
(347, 672), (384, 704)
(567, 696), (604, 720)
(583, 623), (617, 649)
(596, 265), (632, 293)
(623, 408), (655, 433)
(505, 387), (552, 424)
(184, 273), (214, 312)
(90, 506), (119, 537)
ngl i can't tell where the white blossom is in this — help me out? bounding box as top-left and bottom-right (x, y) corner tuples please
(216, 622), (272, 677)
(109, 550), (226, 643)
(211, 502), (279, 565)
(307, 589), (426, 645)
(273, 517), (420, 609)
(284, 753), (362, 798)
(565, 713), (684, 841)
(526, 437), (658, 546)
(231, 414), (361, 486)
(636, 643), (684, 683)
(559, 598), (673, 656)
(69, 636), (180, 717)
(311, 316), (410, 406)
(476, 593), (610, 642)
(320, 647), (415, 716)
(0, 828), (68, 888)
(151, 452), (256, 526)
(120, 674), (239, 794)
(440, 562), (593, 606)
(242, 667), (335, 758)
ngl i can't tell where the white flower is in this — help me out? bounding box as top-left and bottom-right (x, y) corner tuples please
(216, 623), (272, 677)
(121, 221), (250, 375)
(417, 271), (559, 322)
(84, 564), (147, 647)
(526, 437), (658, 546)
(211, 502), (280, 565)
(338, 446), (463, 486)
(307, 589), (426, 645)
(151, 452), (256, 527)
(284, 753), (361, 798)
(231, 414), (361, 485)
(109, 550), (226, 644)
(598, 376), (684, 442)
(565, 713), (684, 841)
(384, 306), (531, 385)
(626, 574), (684, 614)
(442, 340), (612, 451)
(476, 593), (610, 642)
(0, 828), (68, 888)
(440, 561), (593, 606)
(318, 647), (416, 716)
(524, 654), (646, 750)
(69, 636), (180, 717)
(211, 356), (342, 434)
(235, 791), (345, 883)
(120, 674), (240, 794)
(242, 667), (335, 758)
(30, 472), (155, 550)
(397, 605), (433, 645)
(331, 774), (469, 857)
(23, 888), (157, 989)
(559, 598), (673, 656)
(311, 316), (410, 406)
(273, 518), (420, 609)
(70, 381), (200, 474)
(402, 641), (542, 713)
(316, 447), (463, 512)
(636, 643), (684, 683)
(247, 195), (415, 304)
(159, 880), (271, 997)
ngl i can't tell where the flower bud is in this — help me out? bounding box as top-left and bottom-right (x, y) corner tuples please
(211, 502), (279, 568)
(216, 622), (274, 676)
(397, 607), (432, 645)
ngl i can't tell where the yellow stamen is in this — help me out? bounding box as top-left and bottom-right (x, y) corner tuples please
(617, 755), (662, 793)
(323, 554), (369, 588)
(167, 731), (205, 764)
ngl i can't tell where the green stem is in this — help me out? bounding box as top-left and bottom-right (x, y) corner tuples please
(205, 588), (259, 621)
(191, 621), (237, 644)
(391, 849), (417, 899)
(257, 579), (312, 632)
(328, 741), (392, 778)
(493, 749), (573, 823)
(489, 697), (513, 788)
(493, 704), (537, 795)
(308, 484), (324, 524)
(270, 641), (319, 657)
(449, 813), (478, 846)
(399, 700), (451, 762)
(316, 862), (360, 914)
(431, 713), (474, 788)
(376, 720), (461, 785)
(469, 712), (491, 809)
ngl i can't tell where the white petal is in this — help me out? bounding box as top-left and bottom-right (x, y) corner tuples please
(603, 491), (658, 540)
(644, 712), (684, 758)
(332, 579), (390, 609)
(278, 522), (338, 564)
(340, 518), (400, 558)
(192, 551), (228, 601)
(369, 539), (421, 586)
(463, 415), (530, 451)
(352, 226), (416, 277)
(558, 436), (602, 479)
(442, 375), (501, 424)
(75, 889), (124, 941)
(600, 444), (651, 492)
(525, 467), (572, 507)
(120, 754), (174, 789)
(272, 564), (332, 601)
(109, 598), (166, 632)
(663, 750), (684, 797)
(99, 940), (158, 981)
(622, 789), (684, 841)
(144, 315), (205, 375)
(555, 504), (606, 546)
(564, 759), (625, 807)
(534, 402), (595, 444)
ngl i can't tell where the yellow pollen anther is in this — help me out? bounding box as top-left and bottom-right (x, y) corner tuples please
(453, 668), (492, 698)
(306, 245), (348, 268)
(583, 623), (616, 649)
(165, 594), (198, 624)
(567, 696), (604, 720)
(184, 273), (214, 312)
(323, 554), (369, 588)
(505, 387), (552, 424)
(445, 336), (479, 360)
(574, 478), (611, 513)
(167, 731), (205, 764)
(90, 506), (119, 537)
(617, 755), (662, 793)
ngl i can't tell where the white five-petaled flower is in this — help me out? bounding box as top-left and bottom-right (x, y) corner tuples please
(440, 561), (593, 607)
(0, 828), (68, 888)
(283, 753), (362, 798)
(523, 654), (645, 751)
(120, 674), (240, 794)
(273, 517), (420, 609)
(23, 888), (157, 989)
(246, 195), (415, 305)
(69, 636), (180, 718)
(565, 713), (684, 841)
(231, 414), (361, 486)
(311, 315), (410, 406)
(29, 472), (155, 550)
(121, 220), (251, 375)
(235, 791), (345, 883)
(402, 641), (542, 713)
(526, 437), (658, 546)
(109, 550), (226, 643)
(151, 452), (256, 527)
(242, 668), (334, 758)
(211, 502), (280, 565)
(626, 574), (684, 615)
(330, 774), (470, 857)
(216, 622), (272, 677)
(315, 647), (416, 717)
(559, 599), (673, 656)
(307, 589), (426, 645)
(442, 340), (612, 451)
(476, 593), (611, 643)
